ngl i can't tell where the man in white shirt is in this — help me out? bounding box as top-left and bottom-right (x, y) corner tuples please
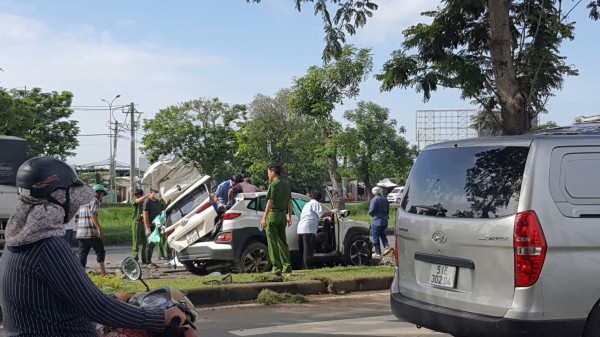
(297, 191), (335, 269)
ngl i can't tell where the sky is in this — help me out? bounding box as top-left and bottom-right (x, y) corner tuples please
(0, 0), (599, 166)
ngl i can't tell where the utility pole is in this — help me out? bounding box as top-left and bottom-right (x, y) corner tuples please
(129, 102), (136, 199)
(101, 94), (121, 203)
(111, 120), (119, 200)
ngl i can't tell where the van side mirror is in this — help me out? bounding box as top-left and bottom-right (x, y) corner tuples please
(339, 209), (349, 218)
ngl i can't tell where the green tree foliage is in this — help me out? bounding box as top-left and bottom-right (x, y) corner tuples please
(339, 101), (416, 198)
(248, 0), (378, 63)
(289, 45), (373, 209)
(375, 0), (583, 135)
(259, 1), (597, 135)
(237, 89), (328, 191)
(0, 87), (79, 159)
(141, 97), (246, 182)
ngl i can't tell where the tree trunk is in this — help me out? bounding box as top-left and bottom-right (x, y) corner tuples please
(320, 126), (346, 210)
(487, 0), (529, 135)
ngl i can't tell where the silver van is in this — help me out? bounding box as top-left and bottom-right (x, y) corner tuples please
(390, 121), (600, 337)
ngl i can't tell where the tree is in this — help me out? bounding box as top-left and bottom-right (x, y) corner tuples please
(375, 1), (584, 135)
(289, 45), (372, 209)
(141, 97), (246, 182)
(237, 89), (328, 191)
(254, 1), (598, 135)
(248, 0), (378, 63)
(339, 101), (416, 199)
(0, 87), (79, 159)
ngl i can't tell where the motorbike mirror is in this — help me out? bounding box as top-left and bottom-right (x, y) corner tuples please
(121, 257), (151, 291)
(122, 257), (142, 281)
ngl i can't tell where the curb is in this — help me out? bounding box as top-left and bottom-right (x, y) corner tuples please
(184, 276), (393, 306)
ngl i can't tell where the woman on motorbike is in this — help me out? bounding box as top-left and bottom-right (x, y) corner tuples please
(0, 157), (187, 337)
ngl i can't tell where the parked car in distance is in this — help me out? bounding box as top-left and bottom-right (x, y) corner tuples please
(386, 186), (404, 204)
(165, 178), (372, 275)
(391, 119), (600, 337)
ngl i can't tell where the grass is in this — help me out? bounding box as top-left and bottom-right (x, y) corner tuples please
(98, 201), (397, 245)
(344, 202), (397, 228)
(256, 289), (307, 305)
(91, 265), (395, 294)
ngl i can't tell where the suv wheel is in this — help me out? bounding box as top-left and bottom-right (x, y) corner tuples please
(182, 261), (209, 276)
(344, 235), (372, 266)
(396, 198), (401, 204)
(235, 242), (271, 273)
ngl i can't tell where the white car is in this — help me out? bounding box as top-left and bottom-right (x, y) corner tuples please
(164, 177), (372, 275)
(387, 186), (404, 204)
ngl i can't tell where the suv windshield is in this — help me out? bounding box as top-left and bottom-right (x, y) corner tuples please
(402, 146), (529, 218)
(166, 183), (210, 226)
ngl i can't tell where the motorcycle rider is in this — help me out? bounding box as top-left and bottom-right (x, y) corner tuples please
(0, 157), (186, 336)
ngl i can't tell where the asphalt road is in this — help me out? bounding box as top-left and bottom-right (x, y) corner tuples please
(195, 290), (450, 337)
(0, 291), (450, 337)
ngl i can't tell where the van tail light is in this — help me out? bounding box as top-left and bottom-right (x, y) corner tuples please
(196, 202), (212, 214)
(514, 210), (547, 287)
(165, 227), (175, 237)
(215, 232), (232, 243)
(394, 223), (399, 267)
(223, 212), (241, 220)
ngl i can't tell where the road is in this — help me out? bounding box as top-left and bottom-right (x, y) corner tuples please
(0, 291), (450, 337)
(195, 290), (450, 337)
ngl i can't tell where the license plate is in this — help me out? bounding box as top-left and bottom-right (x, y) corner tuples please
(427, 263), (457, 288)
(186, 229), (200, 245)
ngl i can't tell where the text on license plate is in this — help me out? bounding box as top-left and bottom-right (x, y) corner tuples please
(427, 263), (457, 288)
(186, 230), (200, 245)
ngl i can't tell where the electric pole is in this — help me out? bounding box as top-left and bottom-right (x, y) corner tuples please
(129, 102), (137, 199)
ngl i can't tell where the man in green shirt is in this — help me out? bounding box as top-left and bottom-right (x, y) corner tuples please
(131, 189), (149, 264)
(260, 164), (293, 275)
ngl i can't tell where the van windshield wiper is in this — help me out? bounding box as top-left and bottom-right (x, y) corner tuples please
(413, 205), (447, 217)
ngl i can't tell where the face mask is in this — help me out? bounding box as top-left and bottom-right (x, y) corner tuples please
(49, 186), (95, 223)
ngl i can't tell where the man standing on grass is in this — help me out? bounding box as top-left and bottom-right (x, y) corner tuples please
(131, 188), (149, 263)
(260, 164), (293, 276)
(143, 188), (163, 268)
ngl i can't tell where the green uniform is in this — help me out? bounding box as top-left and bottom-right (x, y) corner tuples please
(265, 177), (292, 273)
(157, 199), (171, 259)
(131, 198), (148, 264)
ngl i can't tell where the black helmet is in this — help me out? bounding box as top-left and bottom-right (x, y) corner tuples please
(16, 157), (84, 198)
(232, 174), (244, 183)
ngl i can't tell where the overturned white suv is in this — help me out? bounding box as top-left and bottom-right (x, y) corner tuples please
(162, 176), (371, 275)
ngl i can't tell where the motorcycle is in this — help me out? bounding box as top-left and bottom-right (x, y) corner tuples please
(97, 257), (199, 337)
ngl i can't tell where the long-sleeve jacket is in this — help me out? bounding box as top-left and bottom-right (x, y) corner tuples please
(0, 236), (165, 336)
(369, 194), (390, 227)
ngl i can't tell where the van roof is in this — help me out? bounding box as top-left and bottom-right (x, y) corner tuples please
(424, 123), (600, 151)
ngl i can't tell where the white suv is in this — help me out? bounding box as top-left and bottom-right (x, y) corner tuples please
(391, 121), (600, 337)
(164, 177), (372, 275)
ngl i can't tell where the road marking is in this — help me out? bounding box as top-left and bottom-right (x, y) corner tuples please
(228, 315), (446, 336)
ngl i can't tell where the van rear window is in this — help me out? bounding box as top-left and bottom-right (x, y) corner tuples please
(402, 146), (529, 218)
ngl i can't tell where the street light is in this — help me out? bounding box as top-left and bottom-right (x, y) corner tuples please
(101, 94), (121, 202)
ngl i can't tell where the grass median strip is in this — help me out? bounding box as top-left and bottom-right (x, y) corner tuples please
(92, 265), (395, 294)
